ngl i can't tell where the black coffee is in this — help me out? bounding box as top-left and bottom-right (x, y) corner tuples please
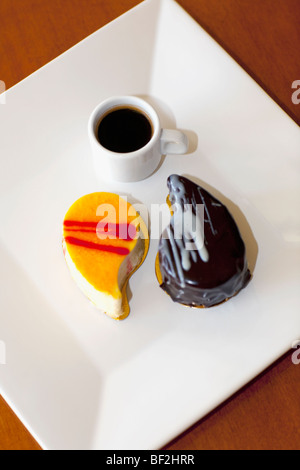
(97, 107), (153, 153)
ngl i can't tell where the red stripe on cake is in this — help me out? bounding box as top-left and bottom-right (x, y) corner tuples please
(64, 237), (130, 256)
(64, 220), (137, 240)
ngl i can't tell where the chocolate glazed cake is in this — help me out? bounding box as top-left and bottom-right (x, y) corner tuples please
(156, 175), (251, 308)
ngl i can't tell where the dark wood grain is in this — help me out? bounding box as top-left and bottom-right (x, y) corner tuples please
(179, 0), (300, 125)
(164, 351), (300, 450)
(0, 0), (299, 451)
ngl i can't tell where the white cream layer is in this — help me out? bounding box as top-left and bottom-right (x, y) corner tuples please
(63, 236), (145, 320)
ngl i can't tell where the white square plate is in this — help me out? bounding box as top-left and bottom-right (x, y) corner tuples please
(0, 0), (299, 450)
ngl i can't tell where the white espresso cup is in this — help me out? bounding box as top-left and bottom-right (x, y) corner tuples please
(88, 95), (189, 182)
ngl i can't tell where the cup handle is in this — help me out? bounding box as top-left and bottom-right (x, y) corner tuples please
(160, 129), (189, 155)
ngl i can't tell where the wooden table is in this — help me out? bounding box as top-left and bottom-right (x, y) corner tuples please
(0, 0), (299, 450)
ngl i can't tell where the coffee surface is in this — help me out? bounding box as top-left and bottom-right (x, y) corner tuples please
(97, 107), (152, 153)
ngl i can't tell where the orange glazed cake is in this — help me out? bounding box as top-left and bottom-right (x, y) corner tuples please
(62, 192), (149, 320)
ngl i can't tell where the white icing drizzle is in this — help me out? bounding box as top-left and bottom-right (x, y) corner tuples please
(167, 176), (210, 272)
(176, 236), (191, 271)
(197, 187), (217, 236)
(166, 225), (186, 287)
